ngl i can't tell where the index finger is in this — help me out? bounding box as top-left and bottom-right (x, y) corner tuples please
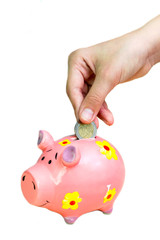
(66, 64), (85, 119)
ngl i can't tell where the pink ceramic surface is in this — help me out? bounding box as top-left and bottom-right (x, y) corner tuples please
(21, 130), (125, 224)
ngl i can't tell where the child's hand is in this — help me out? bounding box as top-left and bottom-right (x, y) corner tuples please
(66, 16), (160, 126)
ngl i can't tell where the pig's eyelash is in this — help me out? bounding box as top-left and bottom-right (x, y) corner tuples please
(46, 149), (52, 152)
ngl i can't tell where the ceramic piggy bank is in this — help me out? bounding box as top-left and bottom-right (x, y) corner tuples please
(21, 130), (125, 224)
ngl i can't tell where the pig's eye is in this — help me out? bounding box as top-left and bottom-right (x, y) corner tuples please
(48, 160), (52, 164)
(41, 156), (45, 160)
(55, 152), (58, 160)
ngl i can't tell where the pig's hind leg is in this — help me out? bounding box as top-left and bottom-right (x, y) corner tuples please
(99, 203), (113, 214)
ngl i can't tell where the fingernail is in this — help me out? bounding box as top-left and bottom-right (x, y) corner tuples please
(81, 108), (94, 122)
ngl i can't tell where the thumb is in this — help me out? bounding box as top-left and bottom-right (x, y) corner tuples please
(79, 72), (114, 123)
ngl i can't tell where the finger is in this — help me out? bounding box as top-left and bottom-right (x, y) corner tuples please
(66, 51), (93, 119)
(66, 66), (85, 119)
(93, 116), (99, 129)
(78, 70), (115, 123)
(97, 101), (114, 126)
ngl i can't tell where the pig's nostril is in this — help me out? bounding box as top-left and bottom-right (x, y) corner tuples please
(22, 175), (26, 181)
(32, 181), (36, 190)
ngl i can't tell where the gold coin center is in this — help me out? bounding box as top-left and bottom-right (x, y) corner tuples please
(78, 123), (94, 138)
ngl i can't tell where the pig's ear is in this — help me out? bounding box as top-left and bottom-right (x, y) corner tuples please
(61, 146), (81, 167)
(37, 130), (54, 151)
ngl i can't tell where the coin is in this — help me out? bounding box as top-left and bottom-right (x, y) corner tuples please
(74, 121), (97, 139)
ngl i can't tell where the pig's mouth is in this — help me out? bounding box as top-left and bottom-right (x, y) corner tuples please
(39, 200), (50, 207)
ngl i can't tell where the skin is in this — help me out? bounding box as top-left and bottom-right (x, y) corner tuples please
(66, 15), (160, 126)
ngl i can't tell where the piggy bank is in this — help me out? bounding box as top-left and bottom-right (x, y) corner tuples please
(21, 130), (125, 224)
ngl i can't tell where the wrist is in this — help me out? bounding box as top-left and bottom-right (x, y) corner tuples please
(141, 15), (160, 66)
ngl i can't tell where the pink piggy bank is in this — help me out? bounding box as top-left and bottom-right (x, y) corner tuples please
(21, 130), (125, 224)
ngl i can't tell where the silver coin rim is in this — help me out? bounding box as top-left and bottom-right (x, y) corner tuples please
(74, 122), (97, 139)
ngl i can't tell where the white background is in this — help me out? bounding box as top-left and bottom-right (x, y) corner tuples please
(0, 0), (160, 239)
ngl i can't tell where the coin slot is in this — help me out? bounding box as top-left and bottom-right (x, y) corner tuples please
(74, 138), (79, 141)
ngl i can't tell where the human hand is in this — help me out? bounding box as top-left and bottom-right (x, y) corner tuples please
(66, 16), (160, 126)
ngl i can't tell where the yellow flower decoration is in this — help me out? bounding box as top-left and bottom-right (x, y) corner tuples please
(62, 192), (82, 210)
(103, 188), (116, 203)
(96, 140), (118, 160)
(59, 139), (71, 146)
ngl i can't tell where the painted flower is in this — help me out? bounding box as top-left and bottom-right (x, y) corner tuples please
(96, 140), (118, 160)
(62, 192), (82, 210)
(103, 188), (116, 203)
(59, 139), (71, 146)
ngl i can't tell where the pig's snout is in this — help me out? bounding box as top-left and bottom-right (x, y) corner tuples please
(21, 172), (37, 204)
(21, 164), (54, 206)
